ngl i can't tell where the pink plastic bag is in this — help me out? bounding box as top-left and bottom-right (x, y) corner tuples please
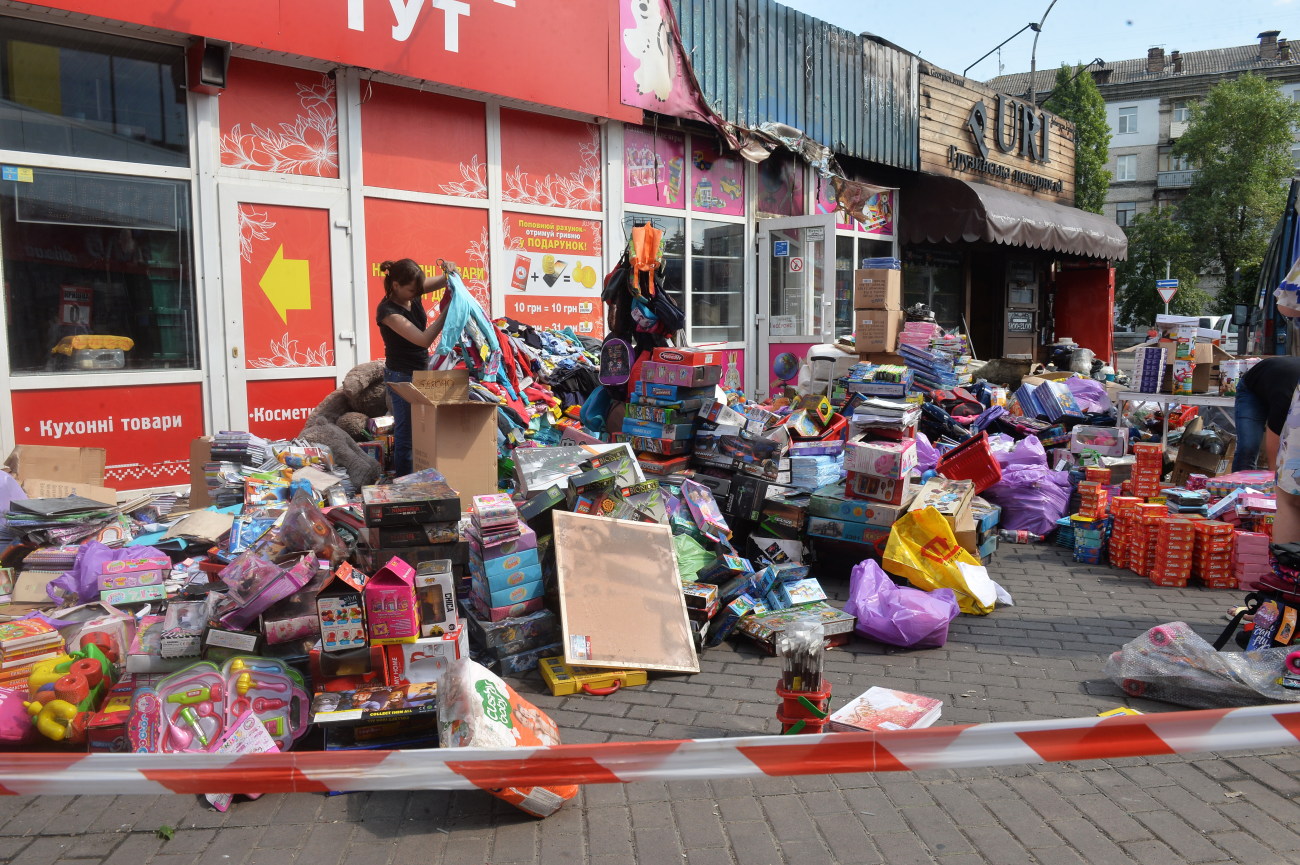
(843, 559), (960, 649)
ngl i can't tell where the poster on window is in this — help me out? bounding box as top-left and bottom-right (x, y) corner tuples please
(689, 140), (745, 216)
(624, 126), (685, 209)
(814, 180), (896, 239)
(58, 285), (92, 327)
(501, 213), (603, 336)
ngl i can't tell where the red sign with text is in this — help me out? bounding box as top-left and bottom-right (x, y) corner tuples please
(12, 384), (205, 489)
(502, 212), (603, 337)
(27, 0), (637, 123)
(247, 378), (336, 441)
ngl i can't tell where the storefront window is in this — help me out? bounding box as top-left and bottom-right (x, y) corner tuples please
(0, 17), (188, 167)
(756, 150), (806, 217)
(1, 167), (198, 374)
(623, 213), (685, 319)
(690, 220), (744, 344)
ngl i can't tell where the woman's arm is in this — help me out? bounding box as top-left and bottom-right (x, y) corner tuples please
(381, 313), (441, 349)
(418, 261), (457, 295)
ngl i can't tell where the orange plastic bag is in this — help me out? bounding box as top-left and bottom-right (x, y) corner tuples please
(883, 507), (994, 615)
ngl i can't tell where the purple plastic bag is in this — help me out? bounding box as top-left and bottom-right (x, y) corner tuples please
(1064, 376), (1112, 414)
(48, 541), (170, 606)
(983, 466), (1072, 535)
(914, 432), (939, 474)
(993, 435), (1048, 470)
(843, 559), (960, 649)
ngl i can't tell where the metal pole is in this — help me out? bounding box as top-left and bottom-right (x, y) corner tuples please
(1164, 260), (1171, 315)
(1026, 0), (1059, 105)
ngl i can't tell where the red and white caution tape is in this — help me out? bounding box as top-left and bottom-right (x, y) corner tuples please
(2, 703), (1298, 796)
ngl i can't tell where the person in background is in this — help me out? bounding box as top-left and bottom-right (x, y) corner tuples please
(1268, 286), (1300, 545)
(376, 258), (455, 477)
(1232, 356), (1300, 471)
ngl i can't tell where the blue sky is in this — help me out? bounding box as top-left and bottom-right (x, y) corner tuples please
(778, 0), (1300, 80)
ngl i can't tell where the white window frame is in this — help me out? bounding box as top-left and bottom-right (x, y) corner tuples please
(1117, 107), (1138, 134)
(1116, 154), (1138, 182)
(1172, 100), (1190, 123)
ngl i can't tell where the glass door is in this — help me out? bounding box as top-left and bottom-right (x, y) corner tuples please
(754, 214), (835, 400)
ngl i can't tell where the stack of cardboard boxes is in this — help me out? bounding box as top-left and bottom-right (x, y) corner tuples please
(852, 266), (903, 358)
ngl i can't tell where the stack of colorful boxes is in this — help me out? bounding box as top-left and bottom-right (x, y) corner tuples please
(1130, 503), (1169, 577)
(467, 494), (544, 623)
(1150, 518), (1195, 587)
(624, 347), (721, 475)
(1233, 531), (1272, 590)
(1130, 442), (1164, 499)
(1192, 520), (1236, 588)
(1077, 480), (1110, 520)
(1071, 516), (1109, 564)
(1239, 492), (1277, 539)
(1107, 496), (1143, 570)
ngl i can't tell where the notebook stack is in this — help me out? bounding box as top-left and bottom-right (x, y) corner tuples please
(0, 619), (65, 691)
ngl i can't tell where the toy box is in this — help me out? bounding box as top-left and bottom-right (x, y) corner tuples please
(467, 523), (538, 558)
(809, 481), (915, 524)
(640, 360), (722, 388)
(469, 549), (540, 580)
(360, 522), (460, 548)
(469, 592), (545, 623)
(360, 482), (461, 527)
(470, 574), (544, 609)
(86, 676), (136, 752)
(469, 559), (543, 593)
(620, 417), (697, 440)
(843, 437), (917, 479)
(99, 556), (169, 605)
(805, 517), (891, 553)
(414, 559), (458, 638)
(316, 562), (368, 653)
(160, 598), (209, 659)
(459, 601), (557, 657)
(540, 656), (648, 696)
(681, 479), (731, 541)
(363, 557), (419, 646)
(652, 346), (722, 366)
(844, 472), (911, 505)
(383, 624), (467, 686)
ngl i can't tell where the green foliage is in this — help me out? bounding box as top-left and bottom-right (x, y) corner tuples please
(1175, 73), (1300, 308)
(1114, 209), (1211, 326)
(1043, 64), (1111, 214)
(156, 826), (175, 842)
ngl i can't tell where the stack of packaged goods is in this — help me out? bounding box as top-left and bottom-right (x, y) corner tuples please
(1239, 492), (1277, 539)
(1206, 470), (1274, 500)
(1054, 516), (1076, 550)
(1107, 496), (1143, 569)
(852, 265), (903, 355)
(347, 480), (463, 576)
(1191, 520), (1236, 588)
(1131, 345), (1167, 394)
(1071, 516), (1108, 565)
(1150, 518), (1195, 587)
(1164, 488), (1210, 518)
(844, 434), (917, 511)
(205, 432), (276, 506)
(970, 498), (1002, 561)
(467, 494), (545, 632)
(1129, 503), (1168, 577)
(1130, 442), (1164, 499)
(625, 348), (721, 472)
(805, 481), (909, 555)
(1077, 480), (1109, 520)
(460, 602), (559, 677)
(847, 397), (921, 441)
(1233, 531), (1272, 590)
(0, 619), (65, 691)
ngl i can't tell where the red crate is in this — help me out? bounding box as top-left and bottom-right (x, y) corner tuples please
(937, 432), (1003, 494)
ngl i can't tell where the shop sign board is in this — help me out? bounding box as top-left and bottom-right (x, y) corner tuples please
(917, 61), (1076, 205)
(26, 0), (638, 123)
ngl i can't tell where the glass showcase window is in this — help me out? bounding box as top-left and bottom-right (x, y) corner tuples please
(690, 220), (743, 344)
(623, 212), (685, 316)
(1, 167), (199, 373)
(0, 16), (189, 166)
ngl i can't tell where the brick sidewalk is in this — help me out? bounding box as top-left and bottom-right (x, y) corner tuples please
(3, 542), (1299, 865)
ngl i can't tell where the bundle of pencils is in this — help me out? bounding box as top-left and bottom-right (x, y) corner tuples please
(776, 621), (824, 693)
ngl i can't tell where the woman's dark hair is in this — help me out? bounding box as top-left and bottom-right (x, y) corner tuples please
(380, 258), (423, 299)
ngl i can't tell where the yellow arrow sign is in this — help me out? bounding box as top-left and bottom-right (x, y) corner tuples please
(259, 244), (311, 324)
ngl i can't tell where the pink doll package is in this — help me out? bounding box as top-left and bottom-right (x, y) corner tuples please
(364, 557), (419, 646)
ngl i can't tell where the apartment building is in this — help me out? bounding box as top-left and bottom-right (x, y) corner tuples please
(987, 31), (1300, 232)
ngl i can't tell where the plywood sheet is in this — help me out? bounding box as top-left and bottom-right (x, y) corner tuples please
(553, 511), (699, 674)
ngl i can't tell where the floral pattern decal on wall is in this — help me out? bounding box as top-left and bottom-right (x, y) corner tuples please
(501, 125), (602, 210)
(438, 154), (488, 198)
(462, 227), (492, 309)
(221, 76), (339, 176)
(237, 205), (334, 369)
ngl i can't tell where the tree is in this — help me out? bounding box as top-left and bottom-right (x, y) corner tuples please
(1114, 209), (1211, 326)
(1175, 73), (1300, 310)
(1043, 63), (1111, 214)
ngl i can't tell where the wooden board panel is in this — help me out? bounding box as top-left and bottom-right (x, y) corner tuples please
(917, 64), (1076, 206)
(553, 510), (699, 674)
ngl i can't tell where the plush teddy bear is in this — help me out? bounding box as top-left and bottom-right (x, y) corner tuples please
(298, 361), (389, 487)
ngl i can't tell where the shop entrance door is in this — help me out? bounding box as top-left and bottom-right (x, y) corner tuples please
(755, 214), (836, 400)
(217, 186), (356, 441)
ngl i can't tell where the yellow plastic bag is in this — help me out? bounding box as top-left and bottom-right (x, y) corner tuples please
(883, 507), (994, 615)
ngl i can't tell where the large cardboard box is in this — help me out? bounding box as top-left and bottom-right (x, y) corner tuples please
(854, 309), (903, 354)
(908, 477), (979, 557)
(189, 437), (213, 509)
(3, 445), (115, 504)
(852, 269), (902, 310)
(388, 370), (499, 501)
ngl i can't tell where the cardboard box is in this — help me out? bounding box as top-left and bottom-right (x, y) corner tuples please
(387, 370), (499, 500)
(5, 444), (115, 504)
(414, 559), (458, 638)
(909, 477), (979, 556)
(651, 346), (723, 366)
(854, 309), (904, 354)
(382, 624), (467, 686)
(853, 269), (903, 310)
(640, 361), (722, 388)
(364, 557), (419, 646)
(843, 436), (917, 478)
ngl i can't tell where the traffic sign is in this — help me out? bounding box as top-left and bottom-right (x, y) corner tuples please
(773, 240), (789, 257)
(1157, 285), (1177, 304)
(1156, 279), (1179, 287)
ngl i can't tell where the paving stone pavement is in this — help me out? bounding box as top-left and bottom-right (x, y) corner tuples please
(3, 541), (1299, 865)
